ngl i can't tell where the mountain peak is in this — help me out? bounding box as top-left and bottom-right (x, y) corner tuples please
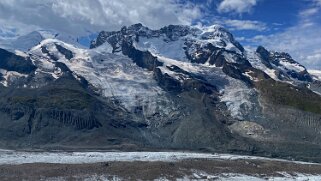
(255, 46), (312, 82)
(90, 24), (245, 63)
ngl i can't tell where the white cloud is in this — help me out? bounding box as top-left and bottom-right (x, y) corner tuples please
(237, 0), (321, 70)
(299, 7), (319, 17)
(0, 0), (202, 36)
(306, 52), (321, 62)
(217, 0), (259, 14)
(296, 3), (321, 34)
(224, 19), (266, 31)
(298, 1), (321, 23)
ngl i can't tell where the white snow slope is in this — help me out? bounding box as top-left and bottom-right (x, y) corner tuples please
(0, 150), (319, 165)
(22, 37), (256, 120)
(29, 39), (172, 120)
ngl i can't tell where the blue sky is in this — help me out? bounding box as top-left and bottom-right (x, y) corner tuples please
(210, 0), (321, 70)
(0, 0), (321, 69)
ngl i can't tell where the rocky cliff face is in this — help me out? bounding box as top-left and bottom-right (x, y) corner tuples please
(256, 46), (312, 82)
(1, 24), (321, 162)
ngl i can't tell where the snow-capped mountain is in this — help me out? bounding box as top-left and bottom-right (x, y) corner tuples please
(253, 46), (312, 82)
(1, 24), (321, 162)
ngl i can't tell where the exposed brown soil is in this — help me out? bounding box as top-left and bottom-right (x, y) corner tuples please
(1, 159), (321, 180)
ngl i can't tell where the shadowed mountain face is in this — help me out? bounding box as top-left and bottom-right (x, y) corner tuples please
(1, 24), (321, 162)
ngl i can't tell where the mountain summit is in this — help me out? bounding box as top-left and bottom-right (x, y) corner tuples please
(0, 24), (321, 162)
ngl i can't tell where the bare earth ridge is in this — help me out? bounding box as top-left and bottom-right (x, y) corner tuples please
(0, 150), (321, 180)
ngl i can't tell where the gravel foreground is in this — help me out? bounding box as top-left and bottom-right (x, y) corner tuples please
(1, 150), (321, 180)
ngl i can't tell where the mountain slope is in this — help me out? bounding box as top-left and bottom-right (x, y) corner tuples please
(0, 24), (321, 162)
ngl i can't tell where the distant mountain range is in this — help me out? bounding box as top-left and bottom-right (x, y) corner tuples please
(1, 23), (321, 162)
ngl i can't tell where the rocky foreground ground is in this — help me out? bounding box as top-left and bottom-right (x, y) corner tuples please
(0, 151), (321, 180)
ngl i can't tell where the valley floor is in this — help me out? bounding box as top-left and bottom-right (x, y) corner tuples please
(0, 150), (321, 180)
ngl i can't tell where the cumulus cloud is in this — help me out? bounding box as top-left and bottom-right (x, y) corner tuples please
(217, 0), (259, 14)
(299, 1), (321, 25)
(306, 52), (321, 62)
(237, 0), (321, 70)
(224, 19), (266, 31)
(0, 0), (202, 36)
(299, 7), (319, 17)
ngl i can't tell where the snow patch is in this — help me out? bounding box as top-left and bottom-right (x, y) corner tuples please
(14, 50), (28, 57)
(188, 172), (321, 181)
(0, 150), (319, 165)
(220, 77), (257, 120)
(308, 69), (321, 80)
(245, 50), (278, 80)
(92, 42), (113, 54)
(0, 69), (28, 87)
(243, 70), (259, 82)
(135, 36), (188, 62)
(157, 55), (202, 73)
(279, 59), (305, 72)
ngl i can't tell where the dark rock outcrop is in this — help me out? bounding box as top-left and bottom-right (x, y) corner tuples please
(256, 46), (312, 82)
(121, 41), (163, 71)
(256, 46), (273, 69)
(0, 48), (36, 74)
(41, 46), (59, 61)
(154, 67), (182, 92)
(55, 44), (74, 60)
